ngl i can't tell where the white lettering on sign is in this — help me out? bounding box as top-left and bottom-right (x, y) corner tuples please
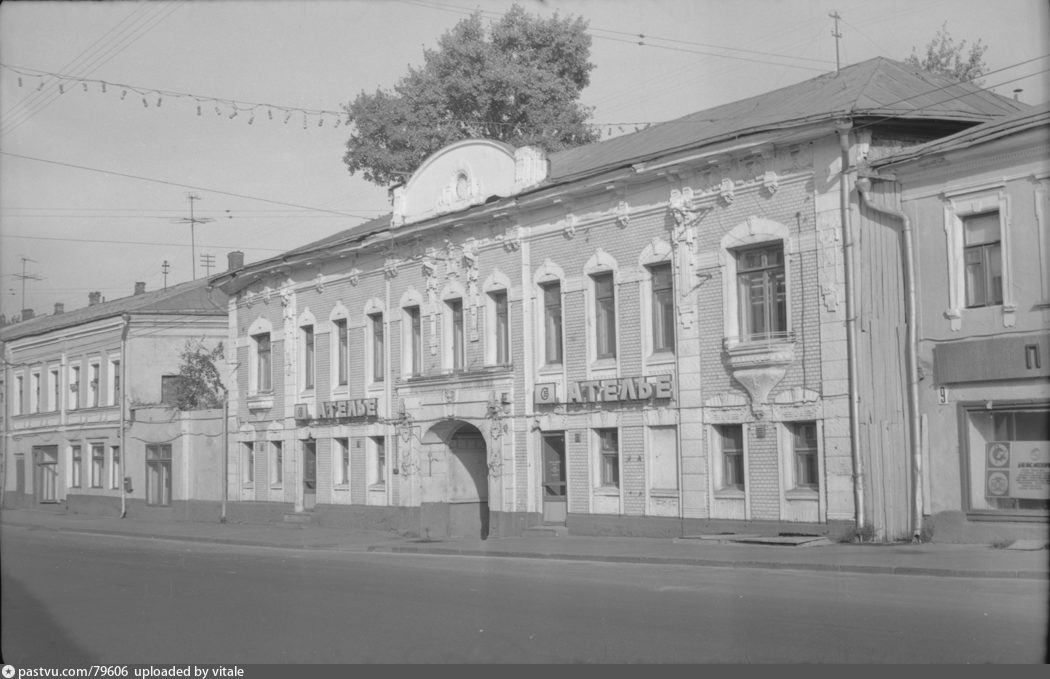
(315, 398), (379, 421)
(985, 441), (1050, 500)
(533, 375), (674, 406)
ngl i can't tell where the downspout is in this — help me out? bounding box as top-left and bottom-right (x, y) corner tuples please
(221, 396), (228, 523)
(854, 176), (923, 542)
(837, 120), (865, 538)
(119, 313), (130, 518)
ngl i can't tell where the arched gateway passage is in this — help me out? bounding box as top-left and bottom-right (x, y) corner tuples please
(419, 421), (490, 539)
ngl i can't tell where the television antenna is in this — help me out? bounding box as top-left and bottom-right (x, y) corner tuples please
(172, 194), (214, 279)
(14, 256), (42, 312)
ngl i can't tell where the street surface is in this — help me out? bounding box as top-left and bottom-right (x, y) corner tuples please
(1, 525), (1046, 663)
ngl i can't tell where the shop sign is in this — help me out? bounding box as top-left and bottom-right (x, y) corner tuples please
(985, 441), (1050, 500)
(295, 398), (379, 423)
(534, 375), (674, 406)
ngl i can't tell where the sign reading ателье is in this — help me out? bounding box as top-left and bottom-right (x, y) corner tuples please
(534, 374), (674, 406)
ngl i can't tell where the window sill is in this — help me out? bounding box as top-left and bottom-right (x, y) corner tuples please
(649, 488), (680, 498)
(714, 487), (745, 500)
(270, 485), (283, 491)
(247, 394), (274, 410)
(646, 351), (676, 366)
(538, 363), (563, 375)
(333, 485), (349, 492)
(965, 510), (1049, 523)
(594, 486), (620, 496)
(785, 488), (818, 501)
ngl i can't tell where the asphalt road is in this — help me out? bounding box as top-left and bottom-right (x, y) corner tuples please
(1, 525), (1047, 664)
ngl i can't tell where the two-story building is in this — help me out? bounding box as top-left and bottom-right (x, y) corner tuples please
(858, 103), (1049, 543)
(211, 57), (1026, 541)
(2, 264), (232, 519)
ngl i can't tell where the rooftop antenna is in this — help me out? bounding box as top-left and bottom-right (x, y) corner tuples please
(829, 11), (842, 73)
(173, 194), (214, 280)
(14, 256), (42, 312)
(200, 253), (216, 278)
(161, 260), (170, 289)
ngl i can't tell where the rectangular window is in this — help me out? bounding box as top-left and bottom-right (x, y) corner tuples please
(334, 438), (350, 486)
(369, 436), (386, 487)
(542, 282), (563, 365)
(492, 291), (510, 365)
(254, 334), (272, 393)
(792, 421), (819, 489)
(334, 319), (348, 386)
(963, 211), (1003, 308)
(70, 445), (82, 488)
(593, 273), (617, 359)
(242, 442), (255, 486)
(449, 299), (464, 372)
(737, 244), (786, 342)
(91, 444), (104, 488)
(965, 405), (1049, 513)
(303, 325), (315, 390)
(89, 363), (100, 407)
(31, 372), (41, 413)
(109, 446), (121, 490)
(109, 359), (120, 406)
(371, 312), (385, 382)
(146, 444), (172, 506)
(650, 263), (675, 353)
(49, 368), (60, 412)
(14, 375), (24, 416)
(69, 366), (80, 410)
(597, 428), (619, 488)
(406, 305), (422, 376)
(271, 441), (283, 486)
(720, 425), (745, 490)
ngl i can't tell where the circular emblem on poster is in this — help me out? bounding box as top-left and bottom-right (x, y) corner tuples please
(987, 471), (1009, 496)
(987, 442), (1010, 467)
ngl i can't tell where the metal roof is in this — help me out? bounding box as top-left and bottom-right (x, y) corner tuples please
(870, 101), (1050, 168)
(548, 57), (1028, 180)
(1, 278), (228, 342)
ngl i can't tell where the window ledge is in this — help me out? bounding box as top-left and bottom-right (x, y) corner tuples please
(785, 488), (819, 501)
(333, 485), (350, 492)
(538, 363), (564, 376)
(649, 488), (680, 498)
(368, 483), (386, 491)
(714, 488), (745, 500)
(965, 510), (1049, 523)
(594, 486), (620, 496)
(247, 394), (274, 410)
(646, 351), (676, 366)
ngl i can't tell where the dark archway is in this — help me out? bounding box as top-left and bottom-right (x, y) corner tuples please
(419, 420), (490, 539)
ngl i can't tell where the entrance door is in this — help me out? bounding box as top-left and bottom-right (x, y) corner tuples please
(15, 455), (26, 496)
(303, 439), (316, 510)
(33, 446), (58, 503)
(542, 433), (567, 524)
(448, 425), (489, 538)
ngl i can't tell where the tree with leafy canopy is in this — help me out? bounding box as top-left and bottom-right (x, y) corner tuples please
(341, 4), (599, 186)
(905, 23), (988, 84)
(173, 339), (227, 410)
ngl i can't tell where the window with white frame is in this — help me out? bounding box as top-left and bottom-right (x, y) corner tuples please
(790, 421), (819, 490)
(368, 436), (386, 487)
(370, 312), (385, 383)
(648, 426), (679, 491)
(944, 188), (1014, 328)
(963, 403), (1048, 514)
(592, 272), (617, 360)
(242, 442), (255, 486)
(649, 263), (675, 354)
(736, 244), (787, 342)
(270, 440), (283, 487)
(963, 211), (1003, 308)
(109, 357), (121, 406)
(403, 305), (422, 377)
(718, 424), (745, 491)
(253, 333), (272, 393)
(541, 281), (563, 366)
(596, 428), (619, 488)
(334, 437), (350, 486)
(446, 298), (465, 372)
(14, 374), (24, 416)
(146, 444), (172, 506)
(89, 362), (100, 407)
(109, 446), (121, 489)
(333, 318), (349, 387)
(302, 325), (315, 391)
(91, 444), (104, 488)
(69, 365), (80, 410)
(489, 290), (510, 366)
(70, 445), (82, 487)
(30, 371), (41, 413)
(48, 367), (60, 412)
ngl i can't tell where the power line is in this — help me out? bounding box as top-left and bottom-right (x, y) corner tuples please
(0, 151), (377, 220)
(0, 232), (291, 252)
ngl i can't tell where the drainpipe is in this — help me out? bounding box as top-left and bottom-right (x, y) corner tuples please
(221, 396), (228, 523)
(837, 120), (865, 538)
(854, 176), (923, 542)
(119, 313), (130, 518)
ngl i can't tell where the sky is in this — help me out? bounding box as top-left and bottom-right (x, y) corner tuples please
(1, 0), (1047, 322)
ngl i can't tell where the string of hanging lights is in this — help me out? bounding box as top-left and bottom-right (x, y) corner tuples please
(2, 62), (656, 137)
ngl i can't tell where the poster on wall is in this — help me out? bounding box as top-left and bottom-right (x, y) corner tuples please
(985, 441), (1050, 500)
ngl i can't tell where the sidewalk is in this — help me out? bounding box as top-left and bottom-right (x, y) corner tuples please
(2, 507), (1046, 580)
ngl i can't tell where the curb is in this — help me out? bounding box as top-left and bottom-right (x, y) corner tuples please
(367, 545), (1050, 580)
